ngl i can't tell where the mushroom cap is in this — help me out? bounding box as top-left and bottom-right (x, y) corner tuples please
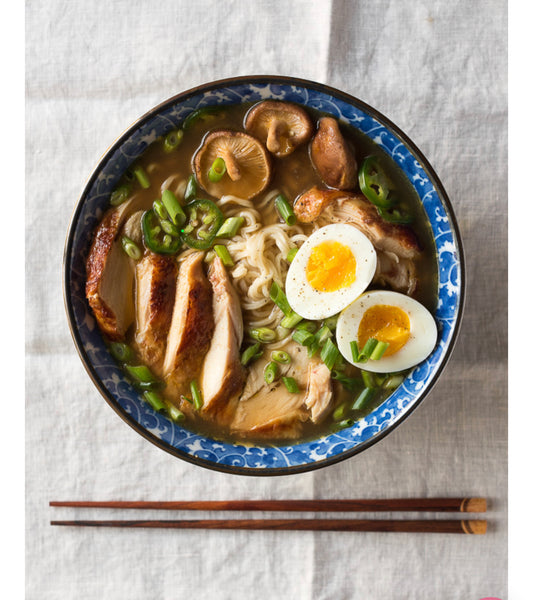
(193, 130), (272, 200)
(310, 117), (358, 190)
(244, 101), (314, 157)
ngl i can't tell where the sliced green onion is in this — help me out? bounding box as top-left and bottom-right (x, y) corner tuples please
(383, 373), (405, 390)
(162, 189), (186, 226)
(143, 390), (166, 411)
(160, 219), (180, 236)
(269, 281), (292, 315)
(282, 376), (299, 393)
(274, 193), (296, 226)
(163, 128), (184, 153)
(280, 311), (303, 329)
(208, 157), (227, 182)
(337, 418), (355, 429)
(315, 325), (332, 346)
(216, 216), (245, 238)
(350, 340), (360, 363)
(184, 174), (197, 202)
(121, 235), (142, 260)
(133, 166), (150, 189)
(190, 380), (203, 410)
(332, 370), (363, 392)
(110, 184), (131, 206)
(360, 338), (379, 359)
(214, 244), (234, 267)
(323, 315), (339, 331)
(333, 402), (349, 421)
(307, 338), (321, 358)
(370, 340), (389, 361)
(320, 338), (340, 371)
(295, 320), (318, 334)
(166, 403), (185, 422)
(352, 387), (376, 411)
(241, 342), (262, 366)
(292, 329), (315, 347)
(271, 350), (291, 364)
(125, 364), (158, 384)
(249, 327), (277, 343)
(286, 247), (298, 263)
(360, 370), (376, 389)
(108, 342), (134, 363)
(264, 361), (279, 384)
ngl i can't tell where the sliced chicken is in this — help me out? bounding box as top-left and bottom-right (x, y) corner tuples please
(162, 252), (214, 404)
(134, 252), (178, 375)
(304, 361), (333, 424)
(85, 198), (146, 340)
(232, 341), (315, 439)
(373, 250), (418, 297)
(199, 257), (246, 422)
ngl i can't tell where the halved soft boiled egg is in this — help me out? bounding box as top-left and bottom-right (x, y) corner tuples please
(336, 290), (438, 373)
(285, 224), (377, 320)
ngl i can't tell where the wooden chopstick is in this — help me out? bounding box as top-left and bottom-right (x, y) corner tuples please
(49, 518), (487, 534)
(49, 497), (487, 513)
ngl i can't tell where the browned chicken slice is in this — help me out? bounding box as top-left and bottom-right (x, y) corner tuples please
(373, 250), (418, 297)
(199, 257), (246, 423)
(85, 198), (146, 340)
(162, 252), (214, 405)
(134, 253), (178, 375)
(310, 117), (357, 190)
(304, 361), (333, 424)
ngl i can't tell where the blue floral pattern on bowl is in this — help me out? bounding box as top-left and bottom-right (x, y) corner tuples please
(64, 76), (464, 475)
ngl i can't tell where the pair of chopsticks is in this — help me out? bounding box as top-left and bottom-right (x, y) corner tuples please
(49, 497), (487, 534)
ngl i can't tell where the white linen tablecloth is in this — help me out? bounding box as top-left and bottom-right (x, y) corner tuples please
(26, 1), (508, 598)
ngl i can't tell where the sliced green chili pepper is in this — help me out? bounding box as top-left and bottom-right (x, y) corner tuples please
(358, 156), (396, 209)
(142, 209), (181, 255)
(181, 199), (224, 250)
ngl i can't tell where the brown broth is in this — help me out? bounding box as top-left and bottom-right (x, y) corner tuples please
(105, 101), (438, 445)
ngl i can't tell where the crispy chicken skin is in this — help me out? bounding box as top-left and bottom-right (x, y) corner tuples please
(199, 257), (246, 422)
(134, 252), (178, 375)
(162, 252), (214, 405)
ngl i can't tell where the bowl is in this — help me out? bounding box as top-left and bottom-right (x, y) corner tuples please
(64, 75), (464, 475)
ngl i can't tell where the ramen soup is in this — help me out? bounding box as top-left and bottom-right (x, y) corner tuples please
(85, 101), (438, 444)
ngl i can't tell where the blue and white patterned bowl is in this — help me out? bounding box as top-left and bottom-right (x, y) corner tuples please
(64, 76), (464, 475)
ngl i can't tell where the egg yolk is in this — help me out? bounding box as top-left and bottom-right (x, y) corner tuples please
(357, 304), (411, 356)
(306, 241), (356, 292)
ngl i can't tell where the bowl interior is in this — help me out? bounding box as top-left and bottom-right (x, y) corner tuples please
(64, 76), (464, 475)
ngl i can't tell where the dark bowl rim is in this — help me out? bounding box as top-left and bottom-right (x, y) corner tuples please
(63, 74), (466, 476)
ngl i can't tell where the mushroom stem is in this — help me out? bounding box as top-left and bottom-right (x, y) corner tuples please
(220, 150), (242, 181)
(265, 118), (286, 154)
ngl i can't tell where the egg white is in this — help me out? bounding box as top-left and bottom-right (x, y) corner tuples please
(285, 224), (377, 320)
(336, 290), (438, 373)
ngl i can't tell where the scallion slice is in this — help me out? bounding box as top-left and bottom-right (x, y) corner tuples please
(352, 387), (375, 411)
(166, 403), (185, 422)
(241, 342), (262, 366)
(320, 338), (340, 371)
(216, 216), (245, 238)
(292, 329), (315, 347)
(121, 236), (142, 260)
(249, 327), (277, 343)
(264, 361), (279, 385)
(282, 376), (299, 393)
(315, 325), (332, 346)
(214, 244), (234, 267)
(184, 174), (198, 202)
(162, 189), (186, 226)
(163, 128), (184, 153)
(208, 157), (227, 182)
(274, 193), (297, 226)
(108, 342), (134, 364)
(280, 311), (303, 329)
(110, 184), (131, 206)
(125, 364), (158, 384)
(143, 390), (166, 412)
(269, 281), (292, 315)
(133, 166), (150, 189)
(271, 350), (291, 365)
(190, 380), (203, 410)
(286, 247), (298, 263)
(369, 340), (389, 361)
